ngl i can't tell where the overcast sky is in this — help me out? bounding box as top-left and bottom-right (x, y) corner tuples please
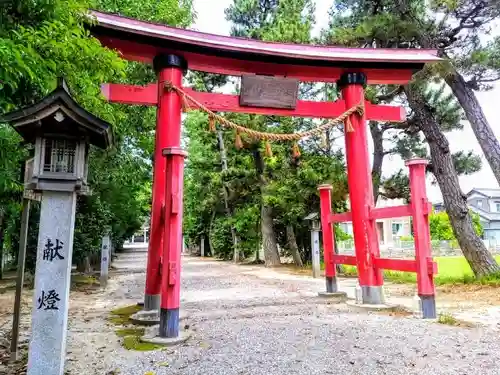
(191, 0), (500, 203)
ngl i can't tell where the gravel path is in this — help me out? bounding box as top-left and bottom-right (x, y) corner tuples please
(66, 249), (500, 375)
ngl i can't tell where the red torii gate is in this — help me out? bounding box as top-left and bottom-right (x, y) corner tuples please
(89, 11), (441, 340)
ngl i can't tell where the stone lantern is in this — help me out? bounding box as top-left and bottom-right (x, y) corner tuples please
(304, 212), (321, 278)
(4, 80), (112, 195)
(0, 79), (113, 375)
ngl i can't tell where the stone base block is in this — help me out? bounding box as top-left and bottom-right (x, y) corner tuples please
(346, 300), (400, 312)
(130, 309), (189, 326)
(318, 291), (348, 303)
(140, 325), (192, 346)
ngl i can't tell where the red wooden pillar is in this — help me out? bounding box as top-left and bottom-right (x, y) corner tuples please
(143, 57), (182, 311)
(338, 72), (384, 304)
(149, 54), (188, 338)
(318, 185), (339, 293)
(406, 158), (436, 318)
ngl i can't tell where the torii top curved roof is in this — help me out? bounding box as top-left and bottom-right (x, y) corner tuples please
(0, 80), (113, 149)
(89, 11), (441, 85)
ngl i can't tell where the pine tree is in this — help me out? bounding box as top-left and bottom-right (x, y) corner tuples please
(224, 0), (318, 266)
(427, 1), (500, 188)
(325, 0), (500, 276)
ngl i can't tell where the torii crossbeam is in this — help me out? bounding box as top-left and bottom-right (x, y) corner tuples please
(88, 10), (440, 340)
(101, 82), (406, 122)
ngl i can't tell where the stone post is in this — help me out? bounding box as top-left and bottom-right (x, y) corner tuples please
(27, 191), (77, 375)
(100, 233), (111, 287)
(311, 228), (320, 278)
(200, 236), (205, 257)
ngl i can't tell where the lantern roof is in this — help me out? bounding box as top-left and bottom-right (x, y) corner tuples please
(0, 79), (114, 149)
(89, 10), (441, 84)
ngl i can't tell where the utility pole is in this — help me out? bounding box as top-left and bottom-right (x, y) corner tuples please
(10, 198), (31, 361)
(216, 129), (240, 262)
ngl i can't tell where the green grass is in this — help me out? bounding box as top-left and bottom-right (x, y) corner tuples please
(437, 313), (459, 325)
(335, 256), (500, 286)
(437, 312), (476, 327)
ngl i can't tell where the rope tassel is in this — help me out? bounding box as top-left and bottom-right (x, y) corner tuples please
(345, 118), (355, 132)
(181, 95), (191, 112)
(292, 142), (301, 158)
(235, 131), (243, 149)
(321, 132), (328, 148)
(208, 116), (216, 132)
(264, 141), (273, 157)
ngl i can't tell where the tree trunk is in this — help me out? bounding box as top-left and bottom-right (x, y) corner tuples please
(217, 129), (241, 262)
(286, 225), (303, 267)
(444, 70), (500, 187)
(208, 208), (217, 258)
(261, 205), (281, 266)
(370, 121), (385, 203)
(0, 210), (5, 279)
(76, 256), (92, 274)
(405, 86), (500, 277)
(252, 149), (281, 266)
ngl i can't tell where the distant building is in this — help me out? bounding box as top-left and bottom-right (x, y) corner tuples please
(338, 197), (412, 248)
(432, 202), (446, 213)
(466, 188), (500, 241)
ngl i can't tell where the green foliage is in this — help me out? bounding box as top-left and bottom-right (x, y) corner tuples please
(181, 0), (347, 264)
(335, 226), (352, 241)
(323, 0), (487, 203)
(429, 210), (483, 240)
(399, 235), (414, 241)
(452, 151), (482, 175)
(429, 211), (455, 240)
(0, 0), (193, 269)
(95, 0), (194, 26)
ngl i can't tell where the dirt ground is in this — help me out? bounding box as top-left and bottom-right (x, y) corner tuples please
(0, 253), (500, 374)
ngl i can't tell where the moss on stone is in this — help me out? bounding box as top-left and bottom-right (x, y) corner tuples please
(108, 304), (142, 325)
(111, 304), (142, 316)
(122, 335), (163, 351)
(116, 328), (145, 337)
(72, 275), (99, 285)
(109, 304), (162, 351)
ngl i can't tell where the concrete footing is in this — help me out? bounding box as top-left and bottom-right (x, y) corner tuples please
(361, 285), (385, 305)
(143, 294), (160, 311)
(130, 309), (189, 326)
(413, 294), (437, 319)
(141, 325), (192, 346)
(318, 291), (348, 303)
(325, 276), (338, 293)
(346, 300), (400, 312)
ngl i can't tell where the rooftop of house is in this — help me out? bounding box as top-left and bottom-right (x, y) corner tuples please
(467, 188), (500, 199)
(469, 205), (500, 222)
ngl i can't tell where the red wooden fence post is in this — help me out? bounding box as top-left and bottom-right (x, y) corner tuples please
(154, 54), (188, 339)
(406, 158), (436, 319)
(318, 185), (339, 294)
(338, 72), (384, 304)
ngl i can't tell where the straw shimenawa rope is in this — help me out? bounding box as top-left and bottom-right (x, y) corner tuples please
(165, 81), (364, 140)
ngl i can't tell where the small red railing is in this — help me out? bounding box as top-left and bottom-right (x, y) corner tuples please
(318, 158), (437, 304)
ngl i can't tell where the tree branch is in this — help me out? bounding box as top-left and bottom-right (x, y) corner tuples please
(376, 86), (404, 102)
